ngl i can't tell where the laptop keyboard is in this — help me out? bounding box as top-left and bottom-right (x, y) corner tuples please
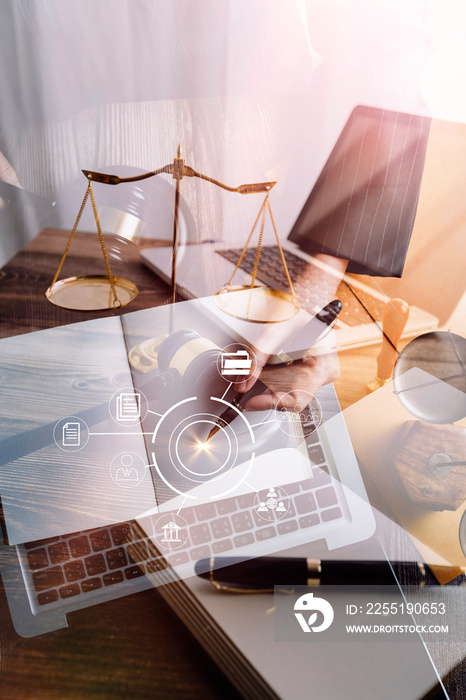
(18, 427), (345, 614)
(217, 246), (386, 326)
(23, 522), (163, 607)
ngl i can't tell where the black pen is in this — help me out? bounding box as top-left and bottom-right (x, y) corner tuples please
(205, 379), (272, 442)
(194, 556), (464, 591)
(206, 299), (342, 442)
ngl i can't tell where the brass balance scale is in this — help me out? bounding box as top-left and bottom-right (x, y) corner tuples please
(45, 147), (300, 324)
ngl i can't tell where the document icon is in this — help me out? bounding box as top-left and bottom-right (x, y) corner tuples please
(116, 392), (141, 422)
(62, 422), (81, 447)
(221, 350), (252, 376)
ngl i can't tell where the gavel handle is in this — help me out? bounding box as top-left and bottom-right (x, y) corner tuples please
(376, 298), (410, 381)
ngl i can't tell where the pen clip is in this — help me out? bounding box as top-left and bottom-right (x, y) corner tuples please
(209, 569), (273, 594)
(210, 580), (274, 594)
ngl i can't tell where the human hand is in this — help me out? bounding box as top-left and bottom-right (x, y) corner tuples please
(234, 343), (340, 412)
(230, 253), (347, 412)
(0, 152), (21, 187)
(0, 151), (22, 209)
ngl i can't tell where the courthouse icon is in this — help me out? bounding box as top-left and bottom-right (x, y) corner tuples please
(161, 521), (182, 542)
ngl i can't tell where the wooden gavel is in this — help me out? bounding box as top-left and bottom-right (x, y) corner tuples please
(367, 298), (410, 391)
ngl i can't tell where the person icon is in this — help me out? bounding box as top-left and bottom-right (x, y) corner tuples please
(257, 501), (268, 512)
(276, 501), (286, 512)
(110, 451), (145, 488)
(115, 454), (139, 482)
(264, 487), (277, 510)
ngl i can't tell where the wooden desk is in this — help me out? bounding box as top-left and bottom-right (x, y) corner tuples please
(0, 230), (242, 700)
(0, 228), (175, 339)
(0, 229), (464, 699)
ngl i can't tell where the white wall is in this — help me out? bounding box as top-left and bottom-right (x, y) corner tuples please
(0, 0), (453, 265)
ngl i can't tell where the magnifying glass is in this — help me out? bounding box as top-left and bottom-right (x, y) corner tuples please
(393, 330), (466, 424)
(460, 510), (466, 558)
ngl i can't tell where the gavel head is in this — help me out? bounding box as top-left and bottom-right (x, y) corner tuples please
(157, 329), (227, 399)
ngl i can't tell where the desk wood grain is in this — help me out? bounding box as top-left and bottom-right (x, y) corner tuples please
(0, 230), (242, 700)
(0, 229), (464, 699)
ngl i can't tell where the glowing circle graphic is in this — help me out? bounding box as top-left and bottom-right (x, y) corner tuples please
(151, 396), (255, 500)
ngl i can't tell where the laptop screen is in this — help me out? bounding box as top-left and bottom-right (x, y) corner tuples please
(288, 105), (431, 277)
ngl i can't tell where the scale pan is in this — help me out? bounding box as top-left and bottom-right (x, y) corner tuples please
(214, 285), (300, 324)
(45, 275), (138, 311)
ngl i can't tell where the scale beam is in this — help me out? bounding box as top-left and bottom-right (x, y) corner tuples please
(82, 165), (276, 194)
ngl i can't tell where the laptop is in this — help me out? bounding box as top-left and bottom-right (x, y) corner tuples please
(0, 300), (375, 637)
(141, 105), (438, 359)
